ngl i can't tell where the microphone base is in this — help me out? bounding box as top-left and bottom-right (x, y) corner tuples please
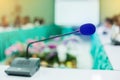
(5, 57), (40, 77)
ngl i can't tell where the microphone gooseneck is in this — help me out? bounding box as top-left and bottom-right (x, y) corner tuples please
(26, 30), (79, 59)
(26, 23), (96, 59)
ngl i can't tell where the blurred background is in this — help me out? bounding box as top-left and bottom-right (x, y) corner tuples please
(0, 0), (120, 70)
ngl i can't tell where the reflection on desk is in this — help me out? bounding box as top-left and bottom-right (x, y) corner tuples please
(99, 34), (120, 70)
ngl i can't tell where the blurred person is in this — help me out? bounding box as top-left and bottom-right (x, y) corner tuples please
(14, 16), (22, 28)
(39, 18), (44, 25)
(33, 17), (40, 26)
(98, 18), (113, 35)
(111, 15), (120, 45)
(21, 16), (34, 29)
(33, 17), (44, 26)
(0, 16), (13, 32)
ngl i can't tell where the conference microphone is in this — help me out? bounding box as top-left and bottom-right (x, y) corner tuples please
(26, 23), (96, 58)
(5, 23), (96, 77)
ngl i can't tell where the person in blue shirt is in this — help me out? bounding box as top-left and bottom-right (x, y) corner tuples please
(98, 18), (113, 35)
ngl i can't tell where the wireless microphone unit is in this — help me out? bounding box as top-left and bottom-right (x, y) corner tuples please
(5, 23), (96, 77)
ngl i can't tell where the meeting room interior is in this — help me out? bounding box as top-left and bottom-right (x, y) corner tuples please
(0, 0), (120, 80)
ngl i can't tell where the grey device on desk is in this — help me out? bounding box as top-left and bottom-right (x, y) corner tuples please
(5, 58), (40, 77)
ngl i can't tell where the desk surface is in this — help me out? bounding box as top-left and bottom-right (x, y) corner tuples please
(99, 34), (120, 70)
(0, 65), (120, 80)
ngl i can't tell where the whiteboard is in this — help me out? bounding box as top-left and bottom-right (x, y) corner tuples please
(55, 0), (100, 26)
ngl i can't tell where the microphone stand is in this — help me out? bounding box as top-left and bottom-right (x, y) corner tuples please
(5, 30), (79, 77)
(26, 30), (79, 59)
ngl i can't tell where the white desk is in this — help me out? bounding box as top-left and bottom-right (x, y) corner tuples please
(0, 65), (120, 80)
(99, 34), (120, 70)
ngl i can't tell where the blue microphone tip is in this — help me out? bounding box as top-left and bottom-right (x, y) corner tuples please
(80, 23), (96, 35)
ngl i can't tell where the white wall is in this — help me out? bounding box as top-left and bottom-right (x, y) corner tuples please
(55, 0), (100, 26)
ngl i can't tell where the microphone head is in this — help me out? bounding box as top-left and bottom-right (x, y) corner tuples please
(79, 23), (96, 35)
